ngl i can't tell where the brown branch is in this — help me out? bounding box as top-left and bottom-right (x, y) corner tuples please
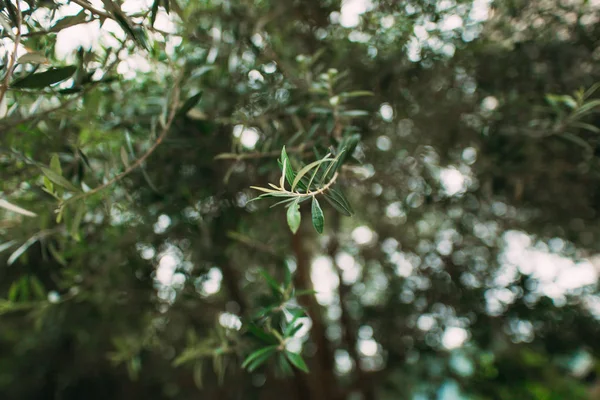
(0, 0), (22, 107)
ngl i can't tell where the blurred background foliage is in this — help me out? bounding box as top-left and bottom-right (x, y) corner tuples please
(1, 0), (600, 399)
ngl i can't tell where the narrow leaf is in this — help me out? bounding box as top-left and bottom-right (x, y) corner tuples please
(41, 168), (80, 192)
(340, 109), (369, 117)
(250, 186), (281, 194)
(0, 241), (17, 254)
(278, 353), (294, 376)
(259, 269), (282, 293)
(113, 11), (149, 50)
(291, 157), (333, 191)
(286, 199), (301, 234)
(0, 13), (15, 39)
(7, 236), (38, 266)
(280, 147), (296, 186)
(572, 121), (600, 134)
(311, 197), (324, 234)
(559, 133), (593, 153)
(284, 321), (304, 338)
(29, 276), (45, 300)
(17, 53), (49, 65)
(247, 347), (277, 372)
(339, 90), (374, 98)
(50, 11), (87, 31)
(8, 282), (19, 301)
(120, 146), (130, 167)
(11, 66), (77, 89)
(150, 0), (160, 26)
(242, 345), (278, 369)
(47, 243), (67, 266)
(71, 202), (86, 241)
(178, 92), (203, 117)
(584, 83), (600, 99)
(50, 154), (62, 174)
(572, 100), (600, 118)
(295, 289), (318, 297)
(246, 324), (278, 344)
(0, 199), (37, 217)
(285, 351), (309, 373)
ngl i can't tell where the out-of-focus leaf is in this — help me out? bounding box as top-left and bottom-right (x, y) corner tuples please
(572, 100), (600, 118)
(259, 269), (282, 293)
(51, 11), (87, 31)
(242, 345), (278, 372)
(0, 199), (37, 217)
(584, 82), (600, 99)
(0, 241), (17, 254)
(150, 0), (160, 26)
(47, 243), (67, 266)
(193, 360), (203, 389)
(3, 0), (18, 27)
(294, 289), (317, 297)
(120, 146), (129, 167)
(8, 281), (19, 301)
(246, 324), (278, 344)
(17, 53), (49, 65)
(11, 66), (77, 89)
(340, 109), (370, 117)
(41, 168), (80, 192)
(559, 133), (593, 153)
(71, 202), (86, 241)
(571, 121), (600, 133)
(113, 11), (149, 50)
(339, 90), (374, 98)
(0, 13), (15, 39)
(30, 276), (45, 300)
(178, 92), (203, 117)
(50, 154), (61, 174)
(7, 236), (38, 266)
(277, 352), (294, 376)
(285, 351), (309, 373)
(284, 322), (304, 338)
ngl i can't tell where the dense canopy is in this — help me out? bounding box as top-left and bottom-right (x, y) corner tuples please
(1, 0), (600, 399)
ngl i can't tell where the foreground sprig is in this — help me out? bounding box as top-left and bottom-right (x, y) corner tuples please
(250, 146), (354, 234)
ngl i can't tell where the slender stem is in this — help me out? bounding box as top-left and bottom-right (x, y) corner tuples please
(251, 172), (339, 199)
(0, 0), (22, 108)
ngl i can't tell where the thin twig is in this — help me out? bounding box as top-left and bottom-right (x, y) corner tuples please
(0, 0), (22, 107)
(64, 74), (183, 204)
(251, 172), (338, 199)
